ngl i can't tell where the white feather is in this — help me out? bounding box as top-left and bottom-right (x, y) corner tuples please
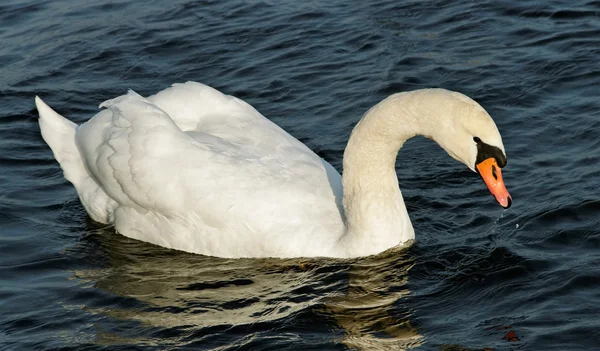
(36, 82), (506, 258)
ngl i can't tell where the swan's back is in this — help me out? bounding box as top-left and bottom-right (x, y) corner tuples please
(148, 83), (304, 154)
(39, 82), (344, 258)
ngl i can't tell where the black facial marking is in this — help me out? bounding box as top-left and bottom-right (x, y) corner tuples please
(473, 137), (507, 168)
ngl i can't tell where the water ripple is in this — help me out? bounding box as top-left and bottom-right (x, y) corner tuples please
(1, 0), (600, 350)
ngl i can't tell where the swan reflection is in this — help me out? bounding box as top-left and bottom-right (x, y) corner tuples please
(71, 226), (422, 350)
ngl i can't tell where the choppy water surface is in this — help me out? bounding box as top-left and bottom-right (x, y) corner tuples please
(2, 0), (600, 350)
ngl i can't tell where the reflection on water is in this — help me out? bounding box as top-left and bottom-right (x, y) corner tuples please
(325, 249), (422, 350)
(71, 225), (421, 350)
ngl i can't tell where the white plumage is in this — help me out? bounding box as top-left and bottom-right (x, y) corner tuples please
(36, 81), (507, 258)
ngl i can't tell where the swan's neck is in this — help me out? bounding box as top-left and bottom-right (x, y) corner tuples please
(339, 92), (440, 257)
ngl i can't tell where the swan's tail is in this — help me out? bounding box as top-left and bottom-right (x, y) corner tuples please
(35, 96), (85, 184)
(35, 96), (115, 223)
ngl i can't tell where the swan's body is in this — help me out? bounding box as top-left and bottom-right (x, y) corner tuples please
(36, 82), (510, 258)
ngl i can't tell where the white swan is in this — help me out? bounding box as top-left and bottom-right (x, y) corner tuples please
(35, 82), (511, 258)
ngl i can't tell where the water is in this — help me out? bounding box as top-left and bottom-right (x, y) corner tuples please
(1, 0), (600, 349)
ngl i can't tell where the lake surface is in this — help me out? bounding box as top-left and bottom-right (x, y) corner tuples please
(2, 0), (600, 350)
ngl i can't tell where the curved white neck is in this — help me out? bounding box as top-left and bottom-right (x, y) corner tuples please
(339, 90), (445, 257)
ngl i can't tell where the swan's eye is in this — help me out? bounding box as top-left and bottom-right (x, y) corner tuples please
(473, 136), (481, 143)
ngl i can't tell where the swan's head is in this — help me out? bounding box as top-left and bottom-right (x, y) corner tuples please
(424, 90), (512, 209)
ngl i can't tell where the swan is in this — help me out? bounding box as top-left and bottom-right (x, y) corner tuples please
(35, 81), (511, 258)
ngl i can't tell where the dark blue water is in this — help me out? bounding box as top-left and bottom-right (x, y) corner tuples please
(2, 0), (600, 350)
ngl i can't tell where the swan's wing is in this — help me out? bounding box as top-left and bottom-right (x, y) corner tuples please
(147, 81), (265, 133)
(75, 91), (193, 215)
(75, 90), (342, 240)
(147, 82), (306, 158)
(148, 81), (344, 213)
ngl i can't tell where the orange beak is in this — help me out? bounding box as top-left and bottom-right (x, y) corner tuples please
(476, 157), (512, 208)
